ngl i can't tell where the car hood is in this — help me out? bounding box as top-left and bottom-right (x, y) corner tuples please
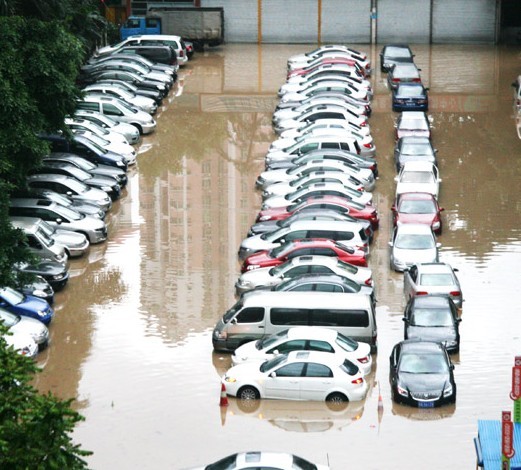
(399, 154), (435, 166)
(257, 169), (292, 187)
(407, 326), (457, 344)
(237, 267), (276, 286)
(243, 251), (274, 267)
(232, 340), (266, 362)
(398, 372), (449, 395)
(54, 230), (89, 248)
(269, 138), (296, 151)
(393, 246), (438, 265)
(22, 260), (68, 276)
(11, 315), (49, 337)
(240, 234), (279, 252)
(396, 182), (438, 198)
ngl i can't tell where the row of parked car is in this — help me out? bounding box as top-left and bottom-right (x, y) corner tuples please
(1, 34), (194, 359)
(211, 45), (381, 407)
(383, 45), (462, 408)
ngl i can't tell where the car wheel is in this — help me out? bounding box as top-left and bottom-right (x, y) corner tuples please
(326, 392), (348, 404)
(237, 385), (260, 401)
(132, 123), (143, 134)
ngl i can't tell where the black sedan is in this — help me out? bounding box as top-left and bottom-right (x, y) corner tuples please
(403, 295), (461, 353)
(389, 340), (456, 408)
(380, 44), (415, 73)
(392, 82), (429, 112)
(16, 260), (70, 292)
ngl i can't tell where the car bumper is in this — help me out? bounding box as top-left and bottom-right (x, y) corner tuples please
(141, 120), (157, 135)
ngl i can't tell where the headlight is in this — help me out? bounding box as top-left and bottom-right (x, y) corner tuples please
(258, 215), (271, 222)
(238, 279), (251, 287)
(224, 377), (236, 383)
(32, 289), (46, 298)
(116, 161), (125, 167)
(101, 186), (112, 192)
(397, 384), (408, 397)
(443, 383), (453, 397)
(246, 265), (260, 271)
(37, 310), (47, 318)
(52, 274), (63, 280)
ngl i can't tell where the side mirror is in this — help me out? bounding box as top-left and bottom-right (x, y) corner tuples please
(403, 267), (409, 272)
(388, 241), (393, 247)
(457, 318), (462, 323)
(394, 176), (399, 182)
(273, 349), (280, 356)
(425, 87), (429, 91)
(436, 243), (442, 248)
(391, 206), (396, 212)
(440, 207), (445, 212)
(269, 372), (277, 378)
(402, 317), (408, 323)
(231, 318), (237, 325)
(55, 218), (63, 225)
(450, 364), (455, 370)
(453, 268), (459, 272)
(438, 178), (442, 182)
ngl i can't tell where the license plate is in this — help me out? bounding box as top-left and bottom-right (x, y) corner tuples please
(418, 401), (434, 408)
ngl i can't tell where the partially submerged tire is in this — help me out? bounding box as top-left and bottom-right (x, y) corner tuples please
(326, 392), (348, 404)
(237, 385), (260, 401)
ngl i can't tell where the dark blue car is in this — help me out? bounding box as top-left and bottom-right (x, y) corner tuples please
(392, 82), (429, 112)
(0, 286), (54, 325)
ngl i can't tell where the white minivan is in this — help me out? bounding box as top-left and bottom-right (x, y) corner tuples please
(212, 291), (377, 353)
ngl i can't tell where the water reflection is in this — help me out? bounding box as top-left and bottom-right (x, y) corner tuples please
(223, 398), (366, 433)
(391, 401), (456, 421)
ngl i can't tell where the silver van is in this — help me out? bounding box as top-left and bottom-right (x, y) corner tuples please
(212, 291), (377, 352)
(10, 218), (68, 264)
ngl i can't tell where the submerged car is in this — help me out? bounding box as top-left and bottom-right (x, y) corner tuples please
(392, 82), (429, 112)
(0, 307), (50, 350)
(391, 192), (444, 234)
(0, 286), (54, 324)
(403, 295), (461, 353)
(223, 350), (367, 403)
(231, 326), (372, 375)
(395, 161), (441, 200)
(403, 262), (463, 309)
(389, 339), (456, 407)
(395, 111), (431, 140)
(389, 224), (440, 272)
(16, 260), (70, 293)
(242, 238), (368, 272)
(380, 44), (415, 72)
(235, 254), (373, 296)
(394, 136), (437, 172)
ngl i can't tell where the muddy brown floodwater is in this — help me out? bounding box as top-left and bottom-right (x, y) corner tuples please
(34, 44), (521, 469)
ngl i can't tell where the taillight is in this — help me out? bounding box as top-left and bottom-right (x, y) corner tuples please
(392, 78), (400, 82)
(363, 143), (372, 148)
(358, 355), (370, 364)
(360, 121), (367, 127)
(369, 163), (376, 171)
(351, 377), (364, 385)
(412, 78), (421, 82)
(416, 291), (428, 296)
(450, 291), (461, 297)
(357, 187), (363, 192)
(365, 278), (373, 286)
(180, 50), (185, 57)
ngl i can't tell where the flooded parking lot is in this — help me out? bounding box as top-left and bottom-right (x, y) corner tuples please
(34, 44), (521, 469)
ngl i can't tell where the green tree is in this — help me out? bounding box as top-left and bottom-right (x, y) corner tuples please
(0, 326), (91, 468)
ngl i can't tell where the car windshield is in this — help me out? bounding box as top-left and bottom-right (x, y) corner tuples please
(336, 333), (358, 352)
(78, 136), (108, 154)
(41, 191), (72, 206)
(35, 225), (55, 246)
(222, 301), (243, 323)
(395, 233), (435, 250)
(400, 170), (435, 184)
(399, 199), (436, 214)
(340, 358), (359, 376)
(419, 273), (455, 286)
(410, 308), (454, 327)
(399, 352), (448, 374)
(61, 177), (90, 193)
(397, 86), (425, 97)
(260, 353), (288, 372)
(84, 132), (110, 147)
(55, 205), (83, 221)
(67, 157), (96, 171)
(257, 330), (288, 350)
(0, 287), (24, 305)
(0, 308), (20, 327)
(270, 243), (291, 257)
(260, 228), (285, 241)
(61, 165), (90, 181)
(337, 259), (358, 274)
(401, 143), (432, 155)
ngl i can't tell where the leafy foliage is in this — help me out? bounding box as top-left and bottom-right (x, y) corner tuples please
(0, 326), (91, 468)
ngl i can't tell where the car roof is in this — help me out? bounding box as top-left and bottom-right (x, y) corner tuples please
(401, 161), (436, 170)
(395, 223), (433, 234)
(400, 111), (427, 119)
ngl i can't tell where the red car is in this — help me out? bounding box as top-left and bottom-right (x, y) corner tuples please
(256, 195), (379, 229)
(288, 58), (365, 79)
(391, 192), (444, 234)
(241, 238), (368, 273)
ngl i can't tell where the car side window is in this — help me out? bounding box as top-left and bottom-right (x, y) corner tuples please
(288, 284), (313, 292)
(287, 248), (312, 259)
(235, 307), (264, 324)
(323, 204), (347, 214)
(309, 265), (333, 274)
(103, 104), (123, 116)
(298, 143), (319, 153)
(315, 283), (343, 293)
(283, 230), (308, 242)
(285, 266), (310, 276)
(309, 340), (334, 353)
(274, 362), (305, 377)
(305, 363), (333, 378)
(322, 142), (340, 149)
(308, 230), (336, 239)
(272, 340), (306, 353)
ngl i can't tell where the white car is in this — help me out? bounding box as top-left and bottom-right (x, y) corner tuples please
(188, 452), (330, 470)
(65, 117), (130, 146)
(403, 262), (463, 309)
(280, 81), (370, 107)
(395, 161), (441, 200)
(285, 63), (365, 85)
(0, 307), (50, 351)
(82, 84), (157, 115)
(262, 171), (365, 199)
(235, 255), (373, 296)
(223, 350), (367, 403)
(288, 46), (371, 74)
(3, 332), (38, 358)
(73, 110), (140, 144)
(256, 158), (375, 192)
(261, 182), (372, 210)
(279, 74), (372, 98)
(231, 327), (373, 375)
(389, 224), (440, 272)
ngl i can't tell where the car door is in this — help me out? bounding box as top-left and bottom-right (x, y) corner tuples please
(232, 307), (266, 345)
(264, 362), (305, 399)
(299, 362), (334, 400)
(403, 264), (418, 300)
